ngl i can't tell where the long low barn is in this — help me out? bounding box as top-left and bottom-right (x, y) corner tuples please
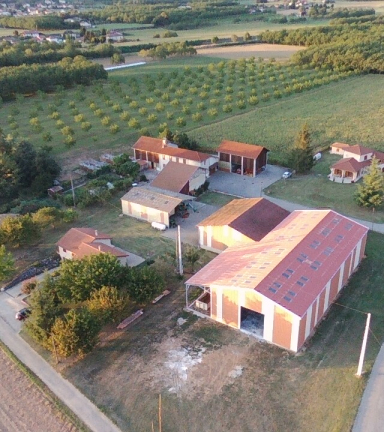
(186, 210), (368, 352)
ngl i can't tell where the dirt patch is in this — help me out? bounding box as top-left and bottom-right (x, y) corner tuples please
(196, 43), (305, 60)
(0, 348), (78, 432)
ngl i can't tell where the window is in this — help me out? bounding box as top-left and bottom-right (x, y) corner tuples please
(183, 158), (186, 164)
(269, 287), (277, 294)
(283, 296), (292, 302)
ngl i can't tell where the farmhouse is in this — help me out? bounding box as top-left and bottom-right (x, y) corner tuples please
(329, 143), (384, 183)
(197, 198), (289, 253)
(121, 185), (194, 227)
(186, 210), (368, 352)
(151, 162), (206, 195)
(133, 136), (218, 175)
(107, 30), (124, 42)
(217, 140), (269, 177)
(57, 228), (129, 265)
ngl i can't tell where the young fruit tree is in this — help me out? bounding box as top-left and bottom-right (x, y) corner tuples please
(355, 156), (384, 211)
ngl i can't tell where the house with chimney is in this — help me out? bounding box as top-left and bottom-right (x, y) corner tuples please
(57, 228), (129, 265)
(133, 136), (219, 176)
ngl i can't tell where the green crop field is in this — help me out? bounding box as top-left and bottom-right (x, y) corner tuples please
(0, 56), (354, 168)
(189, 74), (384, 161)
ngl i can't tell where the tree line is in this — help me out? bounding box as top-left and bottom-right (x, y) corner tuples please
(0, 56), (107, 100)
(0, 15), (79, 30)
(0, 134), (60, 205)
(139, 41), (196, 59)
(259, 19), (384, 73)
(0, 40), (120, 67)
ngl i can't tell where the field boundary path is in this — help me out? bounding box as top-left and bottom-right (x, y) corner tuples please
(0, 315), (122, 432)
(353, 344), (384, 432)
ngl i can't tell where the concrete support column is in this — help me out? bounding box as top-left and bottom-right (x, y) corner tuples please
(241, 156), (244, 175)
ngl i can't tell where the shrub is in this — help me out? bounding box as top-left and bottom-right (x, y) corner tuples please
(94, 109), (104, 118)
(110, 124), (120, 134)
(170, 99), (180, 107)
(65, 135), (76, 148)
(155, 102), (165, 112)
(182, 106), (191, 115)
(208, 108), (218, 117)
(49, 111), (60, 120)
(248, 96), (259, 105)
(43, 132), (53, 142)
(81, 122), (92, 131)
(112, 104), (122, 113)
(129, 101), (138, 109)
(166, 112), (174, 120)
(176, 117), (186, 127)
(56, 120), (65, 129)
(237, 100), (246, 109)
(101, 116), (112, 126)
(192, 112), (203, 122)
(225, 95), (233, 102)
(74, 114), (85, 123)
(61, 126), (74, 136)
(223, 104), (233, 113)
(21, 278), (37, 295)
(139, 107), (148, 116)
(262, 93), (271, 101)
(128, 118), (141, 129)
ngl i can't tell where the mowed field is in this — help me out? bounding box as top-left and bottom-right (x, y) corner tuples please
(63, 232), (384, 432)
(189, 74), (384, 154)
(0, 347), (79, 432)
(196, 43), (305, 60)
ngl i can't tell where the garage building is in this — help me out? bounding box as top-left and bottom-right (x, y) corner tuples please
(121, 186), (193, 227)
(217, 140), (269, 176)
(197, 198), (289, 253)
(186, 210), (368, 352)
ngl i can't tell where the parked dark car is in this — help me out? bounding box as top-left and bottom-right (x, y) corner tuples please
(15, 308), (31, 321)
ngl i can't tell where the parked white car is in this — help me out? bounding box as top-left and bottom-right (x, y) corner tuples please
(282, 171), (292, 179)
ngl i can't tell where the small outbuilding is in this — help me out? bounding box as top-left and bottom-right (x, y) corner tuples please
(197, 198), (289, 253)
(121, 186), (194, 227)
(217, 140), (269, 177)
(151, 162), (206, 195)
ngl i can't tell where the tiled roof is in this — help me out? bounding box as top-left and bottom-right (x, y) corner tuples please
(197, 198), (289, 242)
(331, 158), (369, 173)
(57, 228), (128, 259)
(217, 140), (268, 159)
(151, 162), (200, 193)
(345, 145), (373, 156)
(187, 210), (368, 317)
(133, 136), (212, 163)
(331, 142), (350, 149)
(121, 186), (187, 213)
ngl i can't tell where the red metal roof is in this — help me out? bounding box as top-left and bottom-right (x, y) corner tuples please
(186, 210), (368, 317)
(331, 157), (369, 173)
(151, 162), (200, 193)
(133, 136), (211, 163)
(217, 140), (268, 159)
(331, 142), (350, 149)
(345, 145), (373, 156)
(198, 198), (289, 242)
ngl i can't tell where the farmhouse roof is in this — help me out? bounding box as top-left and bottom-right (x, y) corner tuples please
(151, 162), (201, 193)
(197, 198), (289, 242)
(121, 186), (190, 213)
(331, 142), (350, 149)
(57, 228), (128, 259)
(133, 136), (211, 163)
(345, 145), (373, 156)
(187, 210), (367, 317)
(331, 157), (369, 173)
(217, 140), (269, 159)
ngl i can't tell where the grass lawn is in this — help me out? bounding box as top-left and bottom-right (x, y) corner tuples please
(264, 152), (384, 223)
(197, 191), (237, 207)
(62, 231), (384, 432)
(189, 74), (384, 159)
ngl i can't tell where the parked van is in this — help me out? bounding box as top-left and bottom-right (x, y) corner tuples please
(313, 153), (322, 161)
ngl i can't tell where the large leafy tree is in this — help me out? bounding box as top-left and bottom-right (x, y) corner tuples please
(0, 214), (40, 247)
(56, 253), (123, 302)
(49, 308), (101, 358)
(124, 266), (165, 304)
(355, 156), (384, 211)
(0, 245), (15, 282)
(87, 286), (128, 323)
(288, 123), (314, 174)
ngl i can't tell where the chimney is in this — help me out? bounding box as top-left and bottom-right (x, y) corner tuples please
(162, 137), (168, 148)
(95, 229), (98, 236)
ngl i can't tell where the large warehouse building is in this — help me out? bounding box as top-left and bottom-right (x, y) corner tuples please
(186, 209), (368, 352)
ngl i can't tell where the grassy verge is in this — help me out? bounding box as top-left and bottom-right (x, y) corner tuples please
(0, 340), (91, 432)
(197, 191), (237, 206)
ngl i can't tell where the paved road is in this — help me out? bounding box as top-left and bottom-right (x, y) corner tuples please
(353, 344), (384, 432)
(0, 283), (122, 432)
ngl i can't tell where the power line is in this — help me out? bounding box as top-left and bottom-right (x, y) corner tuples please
(333, 302), (368, 315)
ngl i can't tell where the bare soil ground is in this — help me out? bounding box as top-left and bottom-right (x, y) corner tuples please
(196, 43), (305, 60)
(0, 348), (78, 432)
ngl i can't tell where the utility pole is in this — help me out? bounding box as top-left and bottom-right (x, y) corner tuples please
(356, 313), (371, 377)
(177, 225), (183, 276)
(158, 394), (162, 432)
(70, 173), (76, 208)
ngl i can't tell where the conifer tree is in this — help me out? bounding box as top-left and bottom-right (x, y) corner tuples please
(288, 123), (314, 173)
(355, 156), (384, 211)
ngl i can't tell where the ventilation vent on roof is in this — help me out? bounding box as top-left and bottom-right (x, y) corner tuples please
(314, 260), (321, 267)
(259, 266), (266, 270)
(310, 240), (321, 249)
(286, 268), (294, 274)
(244, 280), (251, 284)
(150, 197), (155, 201)
(164, 200), (169, 204)
(288, 290), (296, 297)
(310, 265), (318, 270)
(300, 253), (308, 259)
(246, 265), (252, 269)
(345, 223), (353, 231)
(250, 276), (257, 279)
(273, 282), (282, 288)
(296, 280), (304, 287)
(269, 287), (277, 294)
(283, 296), (292, 302)
(282, 272), (290, 279)
(321, 228), (331, 237)
(335, 235), (344, 243)
(300, 276), (309, 282)
(297, 257), (304, 263)
(332, 218), (341, 225)
(323, 247), (334, 256)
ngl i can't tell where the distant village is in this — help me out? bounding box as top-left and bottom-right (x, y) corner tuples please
(0, 0), (77, 17)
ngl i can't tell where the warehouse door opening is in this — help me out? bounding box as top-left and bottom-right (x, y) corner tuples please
(240, 307), (264, 338)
